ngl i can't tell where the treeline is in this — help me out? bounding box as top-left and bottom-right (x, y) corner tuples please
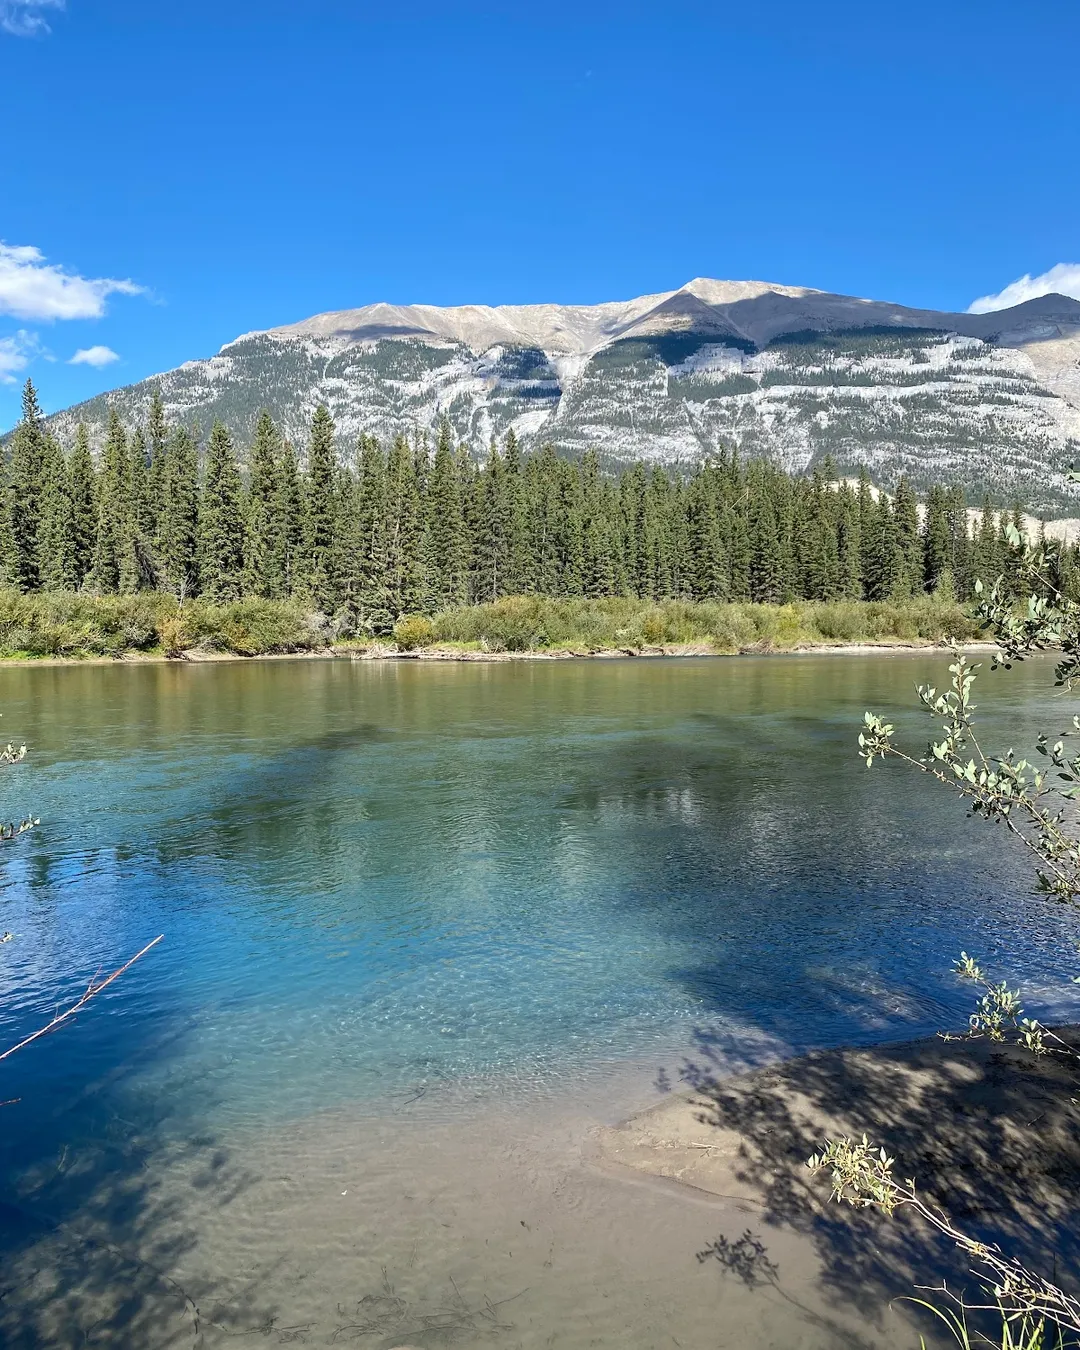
(2, 380), (1071, 634)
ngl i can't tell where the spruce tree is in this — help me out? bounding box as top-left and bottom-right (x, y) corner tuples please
(527, 445), (562, 597)
(277, 439), (304, 596)
(619, 462), (647, 598)
(243, 411), (285, 598)
(748, 492), (782, 603)
(8, 379), (47, 591)
(836, 482), (863, 599)
(642, 467), (675, 599)
(971, 495), (1002, 591)
(68, 424), (98, 588)
(383, 434), (426, 617)
(686, 466), (727, 600)
(502, 429), (530, 594)
(0, 454), (18, 588)
(198, 422), (244, 603)
(352, 434), (392, 632)
(158, 428), (200, 598)
(38, 433), (77, 591)
(923, 484), (952, 592)
(89, 410), (138, 594)
(300, 405), (338, 610)
(427, 419), (469, 606)
(892, 476), (921, 596)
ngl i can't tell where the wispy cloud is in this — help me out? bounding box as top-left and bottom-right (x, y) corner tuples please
(69, 344), (120, 368)
(0, 331), (46, 384)
(0, 0), (64, 37)
(968, 263), (1080, 315)
(0, 242), (143, 321)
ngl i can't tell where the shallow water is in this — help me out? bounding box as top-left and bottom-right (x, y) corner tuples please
(0, 653), (1078, 1347)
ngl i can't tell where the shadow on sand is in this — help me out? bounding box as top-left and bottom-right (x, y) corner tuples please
(653, 1027), (1080, 1341)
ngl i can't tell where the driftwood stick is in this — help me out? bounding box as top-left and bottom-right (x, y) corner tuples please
(0, 935), (163, 1063)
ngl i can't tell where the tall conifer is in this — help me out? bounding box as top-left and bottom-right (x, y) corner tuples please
(243, 411), (285, 597)
(300, 405), (338, 610)
(69, 424), (98, 588)
(8, 379), (47, 591)
(198, 422), (244, 602)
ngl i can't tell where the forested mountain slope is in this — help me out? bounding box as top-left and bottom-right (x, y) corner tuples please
(42, 278), (1080, 513)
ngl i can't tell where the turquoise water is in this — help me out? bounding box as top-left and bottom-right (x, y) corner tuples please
(1, 652), (1078, 1153)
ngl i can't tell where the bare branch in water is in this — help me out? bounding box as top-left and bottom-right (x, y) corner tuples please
(0, 935), (164, 1064)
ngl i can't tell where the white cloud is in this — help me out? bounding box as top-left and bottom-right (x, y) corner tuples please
(968, 263), (1080, 315)
(0, 331), (45, 384)
(69, 344), (120, 368)
(0, 242), (143, 321)
(0, 0), (64, 37)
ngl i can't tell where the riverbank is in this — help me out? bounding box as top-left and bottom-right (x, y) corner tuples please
(596, 1026), (1080, 1331)
(6, 1029), (1076, 1350)
(0, 590), (985, 662)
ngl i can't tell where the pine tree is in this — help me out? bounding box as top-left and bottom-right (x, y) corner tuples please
(971, 495), (1002, 591)
(243, 411), (285, 597)
(427, 418), (469, 606)
(300, 405), (338, 610)
(37, 433), (76, 591)
(686, 465), (727, 600)
(89, 410), (138, 594)
(923, 484), (952, 592)
(352, 434), (392, 632)
(68, 424), (97, 588)
(473, 439), (514, 602)
(502, 429), (530, 594)
(198, 422), (244, 602)
(383, 434), (426, 617)
(277, 439), (304, 596)
(642, 467), (675, 599)
(892, 476), (921, 596)
(836, 482), (863, 599)
(8, 379), (47, 591)
(157, 428), (200, 598)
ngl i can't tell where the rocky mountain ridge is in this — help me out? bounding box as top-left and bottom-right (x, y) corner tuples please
(41, 278), (1080, 513)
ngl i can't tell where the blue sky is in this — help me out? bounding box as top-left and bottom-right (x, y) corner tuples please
(1, 0), (1078, 428)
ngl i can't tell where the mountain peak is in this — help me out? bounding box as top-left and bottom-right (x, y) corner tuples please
(38, 276), (1080, 517)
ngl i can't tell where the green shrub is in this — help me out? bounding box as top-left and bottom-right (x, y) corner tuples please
(176, 599), (323, 655)
(393, 613), (437, 650)
(0, 590), (985, 660)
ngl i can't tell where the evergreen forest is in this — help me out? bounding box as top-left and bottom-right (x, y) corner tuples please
(3, 380), (1071, 639)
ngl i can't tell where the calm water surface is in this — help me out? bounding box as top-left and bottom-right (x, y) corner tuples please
(0, 654), (1078, 1347)
(1, 653), (1078, 1138)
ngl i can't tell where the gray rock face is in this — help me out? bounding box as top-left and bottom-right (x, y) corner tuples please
(43, 278), (1080, 513)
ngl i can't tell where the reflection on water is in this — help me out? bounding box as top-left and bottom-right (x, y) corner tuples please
(0, 654), (1077, 1346)
(0, 654), (1078, 1135)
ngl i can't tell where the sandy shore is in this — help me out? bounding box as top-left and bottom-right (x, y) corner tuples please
(596, 1028), (1080, 1333)
(2, 1030), (1077, 1348)
(0, 639), (1002, 668)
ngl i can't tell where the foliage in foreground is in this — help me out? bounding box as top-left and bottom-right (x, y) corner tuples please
(0, 590), (983, 660)
(810, 522), (1080, 1347)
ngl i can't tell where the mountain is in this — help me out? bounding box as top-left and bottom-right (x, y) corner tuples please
(43, 277), (1080, 513)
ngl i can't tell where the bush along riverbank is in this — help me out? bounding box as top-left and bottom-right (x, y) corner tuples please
(0, 591), (984, 661)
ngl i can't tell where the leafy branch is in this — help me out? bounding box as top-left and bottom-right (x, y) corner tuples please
(808, 1136), (1080, 1341)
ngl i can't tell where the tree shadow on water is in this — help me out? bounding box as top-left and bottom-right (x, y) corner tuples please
(0, 1033), (283, 1349)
